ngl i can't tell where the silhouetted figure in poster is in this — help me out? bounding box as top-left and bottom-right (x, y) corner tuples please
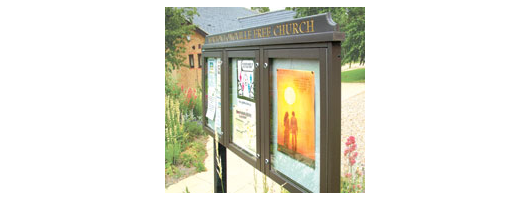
(283, 112), (290, 149)
(291, 111), (298, 152)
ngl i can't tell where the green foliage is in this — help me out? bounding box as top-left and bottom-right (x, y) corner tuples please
(251, 7), (270, 13)
(341, 68), (365, 83)
(183, 120), (204, 138)
(340, 174), (365, 193)
(165, 72), (181, 98)
(179, 138), (207, 169)
(195, 161), (206, 173)
(165, 86), (204, 166)
(289, 7), (365, 65)
(181, 153), (193, 168)
(194, 93), (202, 120)
(290, 7), (347, 23)
(165, 7), (198, 72)
(178, 85), (202, 121)
(342, 8), (365, 65)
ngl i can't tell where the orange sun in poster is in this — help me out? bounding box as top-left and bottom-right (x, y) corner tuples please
(284, 87), (296, 105)
(276, 69), (315, 168)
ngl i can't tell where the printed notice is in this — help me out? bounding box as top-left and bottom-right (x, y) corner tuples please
(205, 59), (216, 120)
(232, 98), (256, 154)
(237, 60), (255, 100)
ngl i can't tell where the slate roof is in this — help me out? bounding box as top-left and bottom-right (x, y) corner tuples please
(238, 10), (297, 29)
(192, 8), (296, 35)
(192, 7), (258, 35)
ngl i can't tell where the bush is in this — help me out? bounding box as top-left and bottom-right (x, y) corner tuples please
(183, 120), (203, 138)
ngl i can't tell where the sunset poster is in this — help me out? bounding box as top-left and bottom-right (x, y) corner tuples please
(276, 69), (315, 168)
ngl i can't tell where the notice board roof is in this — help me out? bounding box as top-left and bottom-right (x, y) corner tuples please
(203, 13), (345, 49)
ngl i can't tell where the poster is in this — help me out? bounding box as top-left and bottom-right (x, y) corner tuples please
(206, 58), (222, 133)
(232, 98), (256, 154)
(237, 60), (255, 100)
(205, 59), (216, 120)
(276, 69), (315, 168)
(215, 58), (222, 130)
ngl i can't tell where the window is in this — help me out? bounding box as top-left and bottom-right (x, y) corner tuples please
(230, 58), (257, 156)
(198, 54), (202, 68)
(269, 58), (321, 192)
(189, 54), (194, 68)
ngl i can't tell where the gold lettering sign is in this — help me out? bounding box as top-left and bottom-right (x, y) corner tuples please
(206, 19), (317, 44)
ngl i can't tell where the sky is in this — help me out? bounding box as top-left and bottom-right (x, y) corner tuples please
(245, 7), (286, 12)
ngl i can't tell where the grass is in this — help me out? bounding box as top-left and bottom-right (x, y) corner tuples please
(341, 68), (365, 83)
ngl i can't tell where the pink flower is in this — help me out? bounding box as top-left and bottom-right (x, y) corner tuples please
(187, 89), (192, 100)
(353, 152), (358, 158)
(345, 173), (352, 178)
(350, 144), (357, 152)
(357, 184), (361, 189)
(346, 136), (356, 147)
(347, 136), (355, 144)
(350, 157), (356, 165)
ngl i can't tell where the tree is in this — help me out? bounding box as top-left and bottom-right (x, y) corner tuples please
(288, 7), (365, 65)
(342, 8), (365, 66)
(251, 7), (270, 13)
(165, 7), (198, 72)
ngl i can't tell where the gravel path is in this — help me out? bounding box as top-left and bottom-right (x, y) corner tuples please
(341, 83), (365, 175)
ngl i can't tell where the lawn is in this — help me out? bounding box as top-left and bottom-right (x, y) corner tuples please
(341, 68), (365, 83)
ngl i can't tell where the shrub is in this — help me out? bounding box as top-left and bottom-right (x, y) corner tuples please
(183, 120), (203, 138)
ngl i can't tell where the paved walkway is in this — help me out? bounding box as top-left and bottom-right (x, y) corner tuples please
(165, 136), (282, 193)
(342, 83), (365, 101)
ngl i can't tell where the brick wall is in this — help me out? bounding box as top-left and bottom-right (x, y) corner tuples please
(172, 29), (205, 90)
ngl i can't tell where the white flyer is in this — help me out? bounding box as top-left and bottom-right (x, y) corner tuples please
(205, 91), (216, 120)
(205, 59), (217, 120)
(232, 98), (256, 154)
